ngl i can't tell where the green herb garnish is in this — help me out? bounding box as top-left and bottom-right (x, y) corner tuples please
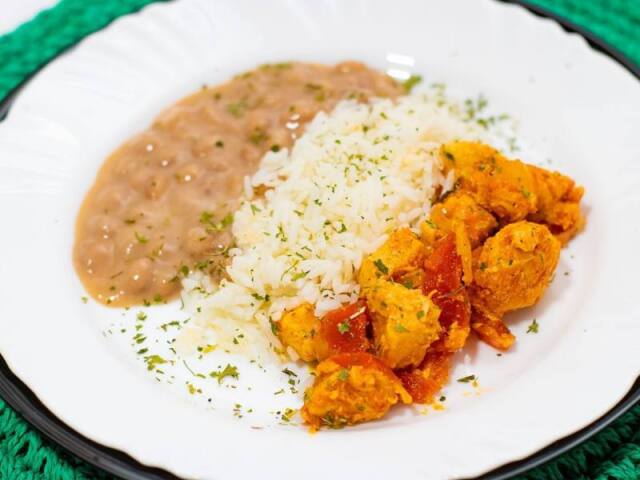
(403, 74), (423, 93)
(373, 259), (389, 275)
(210, 364), (239, 384)
(394, 323), (409, 333)
(337, 319), (351, 334)
(134, 232), (148, 244)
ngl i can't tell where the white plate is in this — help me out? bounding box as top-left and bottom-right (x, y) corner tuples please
(1, 0), (639, 479)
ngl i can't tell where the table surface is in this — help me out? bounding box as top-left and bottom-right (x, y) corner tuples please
(0, 0), (57, 35)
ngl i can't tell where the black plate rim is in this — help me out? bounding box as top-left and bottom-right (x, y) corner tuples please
(0, 1), (638, 479)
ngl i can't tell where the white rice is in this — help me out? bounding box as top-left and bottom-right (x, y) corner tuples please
(179, 94), (480, 359)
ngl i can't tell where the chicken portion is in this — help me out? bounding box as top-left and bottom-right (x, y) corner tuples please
(358, 229), (441, 368)
(366, 281), (441, 368)
(287, 141), (583, 429)
(471, 221), (561, 315)
(440, 141), (585, 243)
(440, 142), (538, 223)
(278, 303), (325, 362)
(358, 228), (426, 290)
(422, 192), (498, 249)
(469, 221), (561, 350)
(528, 166), (585, 244)
(301, 352), (411, 430)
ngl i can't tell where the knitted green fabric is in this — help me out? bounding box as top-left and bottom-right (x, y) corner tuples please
(0, 1), (638, 479)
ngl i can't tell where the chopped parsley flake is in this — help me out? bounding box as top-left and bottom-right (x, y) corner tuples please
(291, 270), (309, 281)
(227, 99), (247, 117)
(270, 319), (279, 336)
(394, 323), (409, 333)
(402, 74), (423, 93)
(187, 382), (201, 395)
(144, 354), (167, 371)
(200, 211), (234, 232)
(457, 374), (476, 383)
(281, 408), (296, 423)
(337, 369), (349, 381)
(527, 318), (539, 334)
(210, 364), (239, 384)
(373, 259), (389, 275)
(337, 319), (351, 334)
(134, 232), (148, 244)
(249, 129), (267, 145)
(160, 320), (181, 332)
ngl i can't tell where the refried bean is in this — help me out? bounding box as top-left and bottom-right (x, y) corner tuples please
(73, 61), (403, 306)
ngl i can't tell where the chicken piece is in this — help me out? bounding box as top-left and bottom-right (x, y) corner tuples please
(470, 309), (515, 351)
(358, 228), (442, 369)
(366, 281), (441, 368)
(470, 221), (560, 315)
(528, 166), (585, 244)
(470, 221), (560, 350)
(440, 142), (538, 223)
(358, 228), (426, 291)
(396, 350), (452, 404)
(423, 234), (471, 352)
(277, 303), (325, 362)
(301, 352), (411, 430)
(422, 192), (498, 249)
(440, 141), (585, 245)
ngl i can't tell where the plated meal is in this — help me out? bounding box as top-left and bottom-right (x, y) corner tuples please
(73, 61), (585, 430)
(1, 0), (638, 478)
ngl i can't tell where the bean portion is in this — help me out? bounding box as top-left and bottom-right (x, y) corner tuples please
(73, 61), (403, 306)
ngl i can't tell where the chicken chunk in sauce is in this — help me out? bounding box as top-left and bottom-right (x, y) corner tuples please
(358, 229), (441, 369)
(469, 221), (561, 350)
(301, 353), (411, 430)
(296, 141), (583, 428)
(440, 141), (585, 243)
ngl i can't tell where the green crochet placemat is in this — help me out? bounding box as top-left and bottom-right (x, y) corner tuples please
(0, 1), (638, 479)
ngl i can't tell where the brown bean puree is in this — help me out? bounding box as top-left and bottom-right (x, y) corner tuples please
(73, 62), (403, 306)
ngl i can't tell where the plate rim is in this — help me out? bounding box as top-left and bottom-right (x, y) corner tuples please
(0, 1), (638, 479)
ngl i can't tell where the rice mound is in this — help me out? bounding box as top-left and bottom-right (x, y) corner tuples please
(180, 94), (478, 359)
